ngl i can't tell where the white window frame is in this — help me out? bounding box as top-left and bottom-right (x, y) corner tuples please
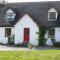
(6, 9), (16, 21)
(48, 8), (58, 21)
(6, 13), (14, 21)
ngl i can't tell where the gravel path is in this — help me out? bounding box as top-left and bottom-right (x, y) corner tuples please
(0, 45), (30, 51)
(0, 45), (60, 51)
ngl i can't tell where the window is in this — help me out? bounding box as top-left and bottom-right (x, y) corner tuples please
(48, 29), (55, 38)
(6, 9), (16, 21)
(5, 28), (11, 37)
(6, 13), (14, 21)
(49, 12), (56, 19)
(48, 8), (58, 20)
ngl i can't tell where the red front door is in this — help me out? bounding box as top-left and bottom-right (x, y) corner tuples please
(24, 28), (30, 43)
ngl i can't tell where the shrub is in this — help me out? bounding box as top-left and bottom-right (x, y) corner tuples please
(38, 26), (48, 46)
(15, 43), (22, 47)
(28, 44), (32, 49)
(8, 35), (15, 45)
(53, 42), (60, 47)
(51, 38), (56, 43)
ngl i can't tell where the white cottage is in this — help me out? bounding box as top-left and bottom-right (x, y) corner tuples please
(0, 1), (60, 46)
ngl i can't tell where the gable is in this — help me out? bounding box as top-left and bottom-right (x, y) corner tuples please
(15, 14), (38, 28)
(48, 8), (57, 12)
(6, 9), (14, 13)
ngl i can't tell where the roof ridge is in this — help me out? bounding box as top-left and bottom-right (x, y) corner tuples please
(8, 1), (60, 4)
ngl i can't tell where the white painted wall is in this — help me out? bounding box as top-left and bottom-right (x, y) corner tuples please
(0, 27), (8, 44)
(14, 14), (39, 46)
(55, 27), (60, 42)
(0, 27), (14, 44)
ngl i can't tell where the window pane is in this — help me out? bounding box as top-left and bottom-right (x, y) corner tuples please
(49, 12), (56, 19)
(6, 13), (14, 20)
(5, 28), (11, 37)
(48, 29), (55, 38)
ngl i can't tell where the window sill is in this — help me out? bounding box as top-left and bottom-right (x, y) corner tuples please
(48, 19), (57, 21)
(6, 20), (14, 21)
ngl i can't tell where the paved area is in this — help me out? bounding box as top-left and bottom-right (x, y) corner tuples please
(0, 45), (60, 51)
(36, 46), (60, 50)
(0, 45), (30, 51)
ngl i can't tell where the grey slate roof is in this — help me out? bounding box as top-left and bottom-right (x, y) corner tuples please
(0, 1), (60, 28)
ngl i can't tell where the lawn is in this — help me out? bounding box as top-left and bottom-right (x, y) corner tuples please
(0, 50), (60, 60)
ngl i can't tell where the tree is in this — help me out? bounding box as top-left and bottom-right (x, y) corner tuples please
(38, 26), (48, 46)
(0, 0), (8, 4)
(0, 0), (8, 16)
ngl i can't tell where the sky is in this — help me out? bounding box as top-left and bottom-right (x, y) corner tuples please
(4, 0), (60, 3)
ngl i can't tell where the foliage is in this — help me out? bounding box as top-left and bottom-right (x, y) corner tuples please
(15, 43), (21, 47)
(8, 37), (11, 45)
(8, 34), (14, 45)
(28, 44), (32, 49)
(53, 42), (60, 47)
(51, 38), (56, 43)
(38, 26), (48, 46)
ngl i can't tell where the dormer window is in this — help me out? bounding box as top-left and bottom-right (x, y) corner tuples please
(7, 13), (14, 20)
(6, 9), (16, 21)
(49, 12), (56, 19)
(48, 8), (58, 21)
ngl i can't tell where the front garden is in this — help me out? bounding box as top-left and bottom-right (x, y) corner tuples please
(0, 50), (60, 60)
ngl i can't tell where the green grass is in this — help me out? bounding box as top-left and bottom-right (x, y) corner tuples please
(0, 50), (60, 60)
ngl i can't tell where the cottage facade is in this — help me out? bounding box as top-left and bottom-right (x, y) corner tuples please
(0, 1), (60, 46)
